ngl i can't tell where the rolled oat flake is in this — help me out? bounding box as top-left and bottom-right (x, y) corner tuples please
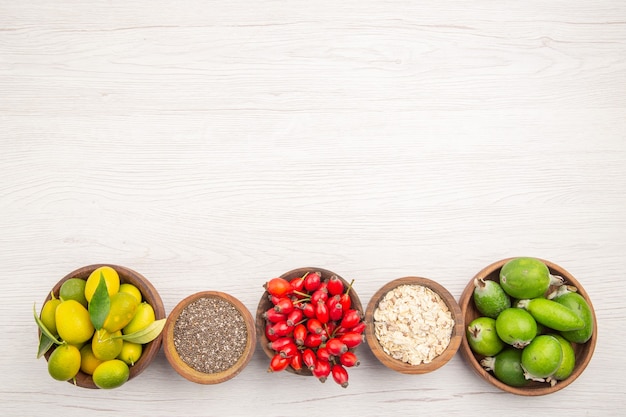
(173, 296), (248, 374)
(374, 284), (454, 365)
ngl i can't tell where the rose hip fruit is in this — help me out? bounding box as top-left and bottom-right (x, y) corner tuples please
(313, 359), (331, 382)
(304, 271), (322, 292)
(332, 364), (349, 388)
(269, 353), (290, 372)
(339, 351), (360, 367)
(327, 275), (344, 296)
(266, 277), (293, 298)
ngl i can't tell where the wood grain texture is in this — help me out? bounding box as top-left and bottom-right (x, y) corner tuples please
(2, 1), (626, 416)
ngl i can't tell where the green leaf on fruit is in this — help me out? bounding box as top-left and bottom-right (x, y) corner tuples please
(89, 273), (110, 330)
(33, 303), (62, 354)
(115, 318), (166, 344)
(37, 333), (54, 358)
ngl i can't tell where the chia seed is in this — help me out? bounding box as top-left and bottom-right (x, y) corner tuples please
(173, 296), (248, 374)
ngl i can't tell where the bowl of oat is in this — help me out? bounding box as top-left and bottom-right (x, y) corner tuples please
(365, 277), (464, 374)
(163, 291), (256, 384)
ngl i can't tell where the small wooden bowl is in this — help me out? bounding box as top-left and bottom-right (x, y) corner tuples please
(365, 277), (464, 374)
(255, 267), (364, 376)
(42, 264), (165, 389)
(163, 291), (256, 384)
(459, 257), (598, 396)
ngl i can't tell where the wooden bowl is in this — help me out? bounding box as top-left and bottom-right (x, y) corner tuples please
(163, 291), (256, 384)
(41, 264), (165, 389)
(459, 257), (598, 396)
(255, 267), (364, 376)
(365, 277), (464, 374)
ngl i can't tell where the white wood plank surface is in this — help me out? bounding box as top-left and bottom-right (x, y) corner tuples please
(2, 1), (625, 415)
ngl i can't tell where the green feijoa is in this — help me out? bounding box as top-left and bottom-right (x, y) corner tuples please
(495, 308), (538, 349)
(473, 278), (511, 319)
(517, 298), (584, 332)
(551, 288), (594, 344)
(550, 334), (576, 382)
(521, 335), (563, 381)
(466, 317), (505, 357)
(481, 347), (529, 388)
(499, 257), (563, 299)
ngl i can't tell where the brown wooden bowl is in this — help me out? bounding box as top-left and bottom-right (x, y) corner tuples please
(41, 264), (165, 389)
(459, 257), (598, 396)
(255, 267), (364, 376)
(365, 277), (464, 374)
(163, 291), (256, 384)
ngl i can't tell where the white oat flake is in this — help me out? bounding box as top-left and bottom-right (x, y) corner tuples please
(373, 284), (454, 365)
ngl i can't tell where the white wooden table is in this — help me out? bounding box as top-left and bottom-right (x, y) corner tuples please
(2, 1), (625, 415)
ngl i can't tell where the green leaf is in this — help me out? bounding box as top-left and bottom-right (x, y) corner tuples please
(33, 303), (62, 353)
(89, 273), (110, 330)
(37, 332), (54, 359)
(116, 319), (166, 344)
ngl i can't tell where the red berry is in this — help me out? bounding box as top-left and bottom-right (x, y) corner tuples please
(327, 275), (344, 296)
(286, 309), (303, 326)
(326, 338), (348, 356)
(290, 276), (305, 293)
(315, 300), (329, 324)
(304, 332), (324, 348)
(312, 359), (331, 382)
(264, 307), (287, 323)
(350, 321), (366, 334)
(331, 364), (349, 388)
(274, 297), (294, 315)
(304, 271), (322, 292)
(316, 346), (331, 362)
(339, 293), (351, 312)
(268, 353), (290, 372)
(268, 337), (293, 352)
(302, 348), (317, 370)
(279, 342), (299, 359)
(306, 318), (323, 335)
(340, 309), (361, 329)
(293, 323), (307, 346)
(268, 321), (293, 337)
(290, 351), (303, 371)
(339, 331), (363, 348)
(311, 288), (328, 304)
(265, 277), (293, 298)
(265, 323), (279, 342)
(339, 351), (360, 368)
(327, 296), (343, 321)
(301, 302), (316, 319)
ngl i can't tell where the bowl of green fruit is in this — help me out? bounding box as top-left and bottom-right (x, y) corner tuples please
(35, 264), (166, 389)
(458, 257), (597, 396)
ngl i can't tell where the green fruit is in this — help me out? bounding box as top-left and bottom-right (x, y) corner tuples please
(103, 292), (139, 333)
(517, 298), (584, 331)
(521, 335), (563, 380)
(481, 347), (529, 387)
(92, 329), (124, 361)
(123, 302), (155, 335)
(552, 289), (594, 343)
(40, 298), (61, 336)
(551, 334), (576, 382)
(55, 300), (95, 345)
(92, 359), (130, 389)
(473, 278), (511, 319)
(59, 278), (88, 308)
(467, 317), (505, 357)
(495, 308), (538, 348)
(48, 344), (81, 381)
(500, 257), (559, 299)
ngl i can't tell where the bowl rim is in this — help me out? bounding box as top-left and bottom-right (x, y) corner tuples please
(255, 266), (364, 376)
(163, 290), (256, 384)
(42, 263), (165, 389)
(458, 257), (598, 396)
(364, 276), (464, 374)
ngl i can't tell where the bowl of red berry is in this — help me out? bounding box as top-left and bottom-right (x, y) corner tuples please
(255, 267), (365, 388)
